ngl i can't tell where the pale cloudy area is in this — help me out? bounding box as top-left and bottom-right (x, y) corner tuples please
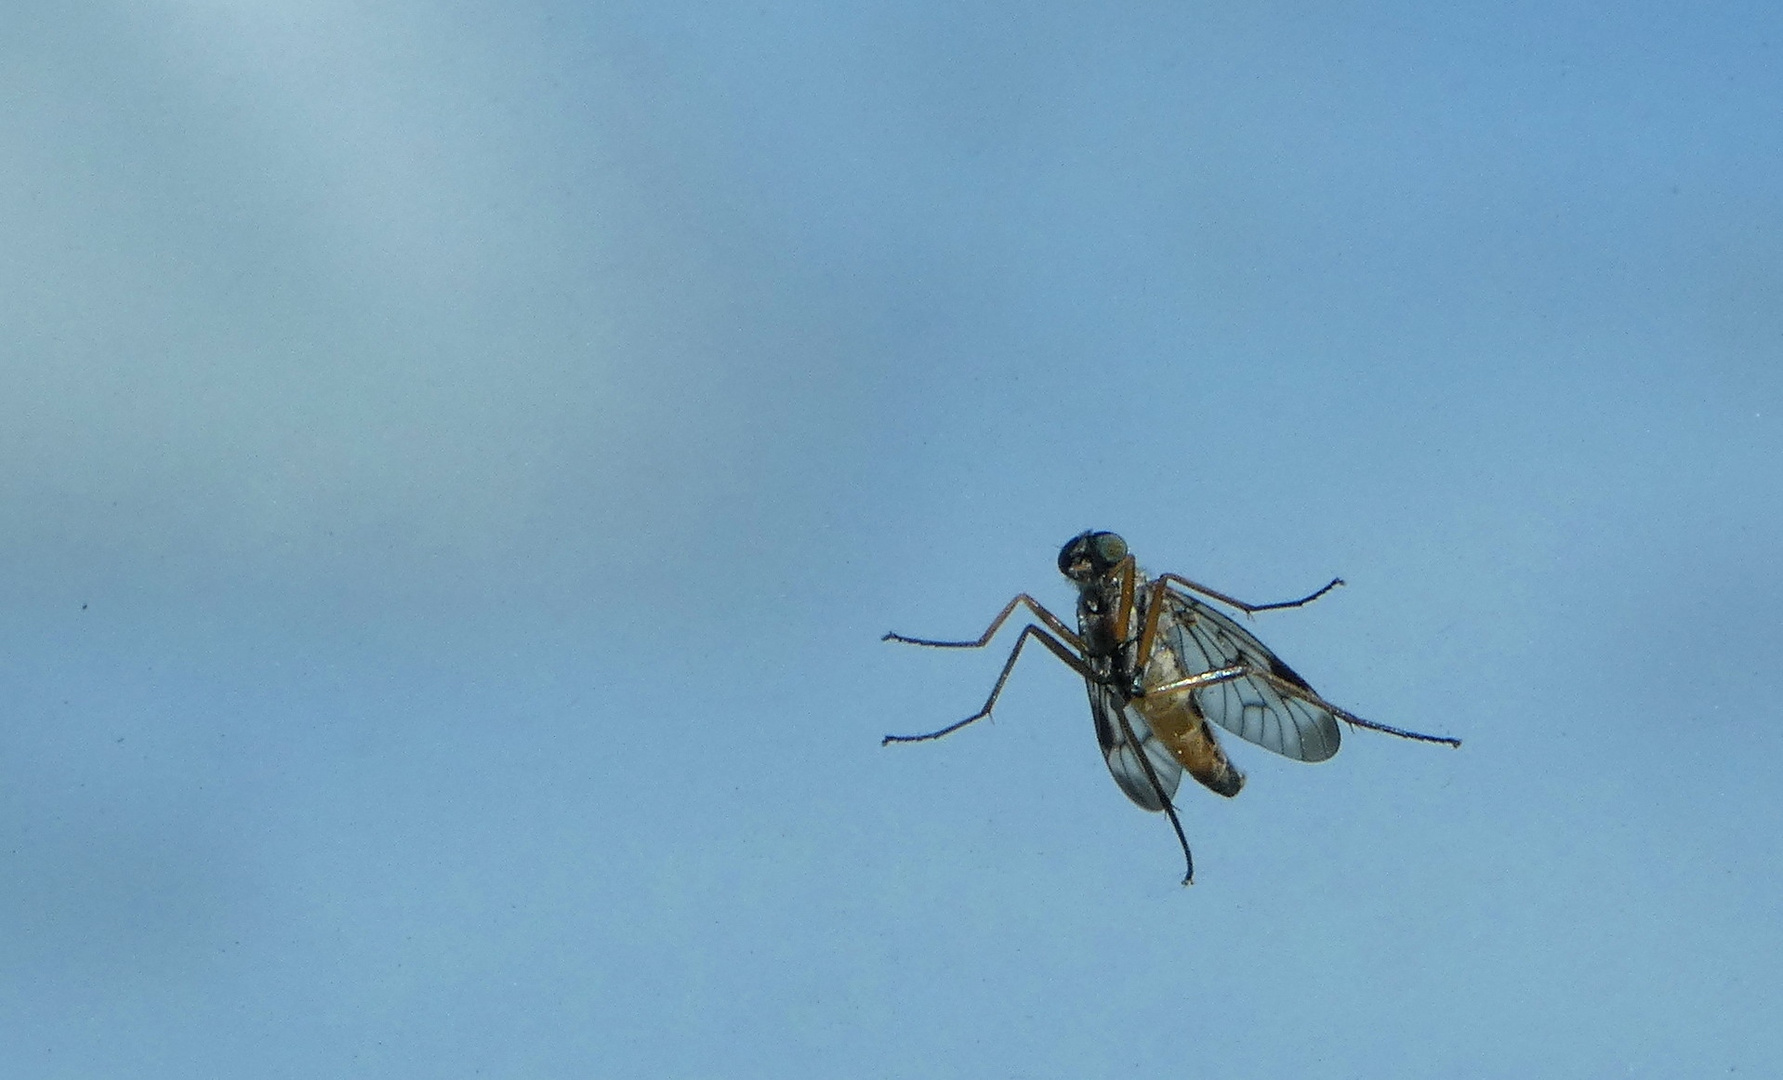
(2, 2), (1780, 1076)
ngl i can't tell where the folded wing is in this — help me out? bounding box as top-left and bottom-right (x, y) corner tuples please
(1089, 681), (1183, 811)
(1158, 592), (1343, 763)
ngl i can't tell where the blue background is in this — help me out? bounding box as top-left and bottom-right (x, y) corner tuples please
(4, 2), (1780, 1076)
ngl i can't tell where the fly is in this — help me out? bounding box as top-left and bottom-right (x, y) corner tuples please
(883, 530), (1460, 884)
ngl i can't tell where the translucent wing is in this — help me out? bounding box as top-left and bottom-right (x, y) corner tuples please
(1089, 681), (1183, 811)
(1156, 591), (1343, 763)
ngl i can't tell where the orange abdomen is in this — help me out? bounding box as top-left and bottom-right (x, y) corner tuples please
(1134, 691), (1245, 798)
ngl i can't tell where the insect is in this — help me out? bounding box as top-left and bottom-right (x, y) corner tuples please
(883, 531), (1460, 884)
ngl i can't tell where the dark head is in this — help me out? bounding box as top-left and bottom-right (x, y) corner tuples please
(1058, 531), (1129, 584)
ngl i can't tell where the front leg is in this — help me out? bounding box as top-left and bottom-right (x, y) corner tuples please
(882, 624), (1097, 744)
(884, 593), (1083, 652)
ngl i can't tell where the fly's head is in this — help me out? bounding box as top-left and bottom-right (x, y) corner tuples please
(1058, 531), (1129, 589)
(1061, 531), (1135, 671)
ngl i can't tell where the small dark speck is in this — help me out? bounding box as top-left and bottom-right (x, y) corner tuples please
(81, 604), (87, 610)
(115, 737), (124, 744)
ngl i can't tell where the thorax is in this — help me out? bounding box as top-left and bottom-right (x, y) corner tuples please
(1075, 569), (1151, 686)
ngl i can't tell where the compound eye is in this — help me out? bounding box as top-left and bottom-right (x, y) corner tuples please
(1094, 533), (1128, 564)
(1059, 533), (1093, 576)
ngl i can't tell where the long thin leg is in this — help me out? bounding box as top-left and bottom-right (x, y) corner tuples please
(883, 624), (1095, 745)
(1129, 573), (1343, 696)
(1144, 666), (1462, 748)
(1156, 573), (1344, 615)
(1111, 704), (1196, 886)
(884, 594), (1082, 653)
